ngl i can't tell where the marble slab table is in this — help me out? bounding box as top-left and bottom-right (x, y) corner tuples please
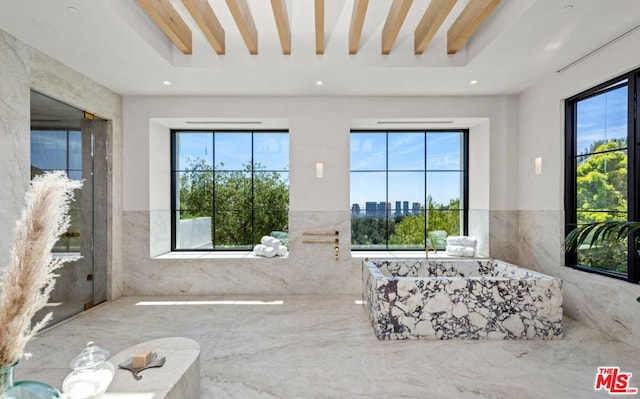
(104, 337), (200, 399)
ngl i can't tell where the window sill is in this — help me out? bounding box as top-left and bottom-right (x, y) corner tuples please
(154, 251), (289, 260)
(351, 251), (483, 259)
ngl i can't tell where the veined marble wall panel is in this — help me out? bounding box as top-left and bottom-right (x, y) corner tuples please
(468, 209), (489, 257)
(123, 210), (361, 295)
(0, 29), (123, 299)
(519, 210), (640, 349)
(489, 210), (519, 264)
(150, 209), (171, 257)
(0, 32), (30, 268)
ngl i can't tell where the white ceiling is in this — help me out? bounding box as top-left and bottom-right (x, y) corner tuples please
(1, 0), (640, 96)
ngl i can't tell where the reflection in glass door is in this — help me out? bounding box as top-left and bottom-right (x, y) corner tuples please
(30, 91), (107, 325)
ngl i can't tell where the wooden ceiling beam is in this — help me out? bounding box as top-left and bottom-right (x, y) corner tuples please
(349, 0), (369, 54)
(225, 0), (258, 54)
(414, 0), (456, 55)
(136, 0), (192, 54)
(447, 0), (501, 54)
(381, 0), (413, 55)
(181, 0), (225, 55)
(270, 0), (291, 55)
(315, 0), (325, 55)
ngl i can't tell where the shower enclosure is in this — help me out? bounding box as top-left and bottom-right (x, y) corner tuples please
(30, 91), (108, 325)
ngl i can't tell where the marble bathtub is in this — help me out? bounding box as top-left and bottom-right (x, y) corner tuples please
(362, 259), (563, 340)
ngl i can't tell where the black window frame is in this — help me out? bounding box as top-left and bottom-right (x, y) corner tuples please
(565, 67), (640, 283)
(350, 129), (469, 251)
(170, 129), (290, 251)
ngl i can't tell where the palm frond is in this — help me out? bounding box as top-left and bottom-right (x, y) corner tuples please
(564, 220), (640, 253)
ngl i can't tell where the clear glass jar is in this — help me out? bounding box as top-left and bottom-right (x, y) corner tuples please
(61, 342), (114, 399)
(0, 361), (61, 398)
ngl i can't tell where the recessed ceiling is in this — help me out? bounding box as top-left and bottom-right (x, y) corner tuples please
(1, 0), (639, 96)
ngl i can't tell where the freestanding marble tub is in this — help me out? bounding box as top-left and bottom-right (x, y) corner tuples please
(362, 259), (563, 340)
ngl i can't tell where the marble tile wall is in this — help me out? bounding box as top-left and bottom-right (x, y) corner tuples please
(0, 29), (123, 299)
(519, 210), (640, 350)
(363, 259), (563, 340)
(123, 210), (361, 295)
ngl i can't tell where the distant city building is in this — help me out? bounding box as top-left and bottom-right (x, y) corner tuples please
(351, 203), (361, 217)
(412, 202), (421, 215)
(403, 201), (409, 216)
(395, 201), (401, 216)
(377, 202), (386, 217)
(365, 202), (377, 217)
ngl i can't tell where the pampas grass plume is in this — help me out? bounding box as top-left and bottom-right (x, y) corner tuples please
(0, 172), (82, 367)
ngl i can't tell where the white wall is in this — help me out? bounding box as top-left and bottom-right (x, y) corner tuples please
(122, 95), (520, 295)
(518, 27), (640, 348)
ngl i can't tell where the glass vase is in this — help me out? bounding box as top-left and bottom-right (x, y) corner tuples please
(0, 361), (61, 398)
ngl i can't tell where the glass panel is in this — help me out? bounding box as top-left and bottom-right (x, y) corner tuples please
(68, 131), (82, 169)
(214, 210), (253, 249)
(388, 211), (425, 250)
(576, 84), (628, 156)
(427, 172), (463, 208)
(388, 132), (424, 170)
(427, 132), (462, 170)
(31, 130), (67, 170)
(254, 132), (289, 171)
(215, 132), (251, 170)
(176, 171), (213, 213)
(175, 132), (213, 170)
(388, 172), (424, 217)
(576, 150), (627, 213)
(427, 210), (463, 238)
(351, 215), (388, 249)
(350, 172), (386, 217)
(254, 210), (289, 244)
(214, 172), (252, 210)
(175, 211), (213, 250)
(350, 132), (386, 171)
(254, 171), (289, 209)
(575, 211), (627, 274)
(68, 170), (82, 181)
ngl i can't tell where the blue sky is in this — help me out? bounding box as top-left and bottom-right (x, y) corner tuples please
(576, 84), (627, 155)
(350, 132), (463, 207)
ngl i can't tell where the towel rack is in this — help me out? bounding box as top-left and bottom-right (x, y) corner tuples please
(302, 230), (340, 260)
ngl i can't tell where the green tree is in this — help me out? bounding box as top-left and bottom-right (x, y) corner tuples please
(179, 158), (289, 248)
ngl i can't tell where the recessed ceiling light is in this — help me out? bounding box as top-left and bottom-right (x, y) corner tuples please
(470, 80), (478, 85)
(163, 80), (171, 86)
(316, 80), (323, 86)
(67, 6), (79, 13)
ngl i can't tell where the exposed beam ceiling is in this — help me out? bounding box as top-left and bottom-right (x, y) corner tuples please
(135, 0), (192, 55)
(181, 0), (225, 55)
(349, 0), (369, 55)
(315, 0), (325, 55)
(381, 0), (413, 55)
(447, 0), (502, 54)
(270, 0), (291, 55)
(225, 0), (258, 54)
(415, 0), (457, 55)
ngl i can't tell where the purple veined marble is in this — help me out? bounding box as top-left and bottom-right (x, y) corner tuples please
(362, 259), (563, 340)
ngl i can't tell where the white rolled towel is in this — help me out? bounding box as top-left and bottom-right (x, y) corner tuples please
(253, 244), (277, 258)
(446, 245), (476, 257)
(277, 245), (288, 257)
(261, 236), (282, 248)
(462, 247), (476, 257)
(445, 245), (465, 256)
(460, 236), (478, 248)
(447, 236), (463, 246)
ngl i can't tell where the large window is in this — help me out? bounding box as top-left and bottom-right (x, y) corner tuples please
(171, 131), (289, 251)
(350, 130), (468, 250)
(565, 68), (639, 282)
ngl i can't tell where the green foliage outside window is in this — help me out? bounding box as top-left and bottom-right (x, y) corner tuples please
(178, 158), (289, 248)
(575, 139), (628, 273)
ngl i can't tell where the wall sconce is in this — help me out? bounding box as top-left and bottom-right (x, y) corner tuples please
(316, 162), (324, 178)
(535, 157), (542, 175)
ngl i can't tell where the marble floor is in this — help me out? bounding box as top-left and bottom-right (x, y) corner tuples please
(16, 295), (640, 398)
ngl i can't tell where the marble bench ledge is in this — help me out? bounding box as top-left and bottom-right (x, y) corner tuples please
(105, 337), (200, 399)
